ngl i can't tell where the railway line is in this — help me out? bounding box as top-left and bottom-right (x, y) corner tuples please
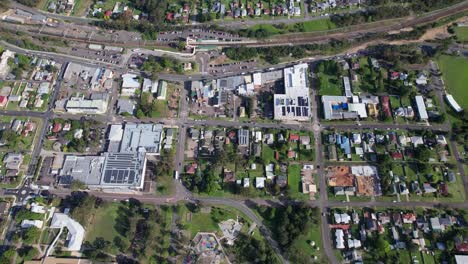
(1, 1), (467, 50)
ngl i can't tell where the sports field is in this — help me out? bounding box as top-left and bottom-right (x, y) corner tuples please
(437, 55), (468, 109)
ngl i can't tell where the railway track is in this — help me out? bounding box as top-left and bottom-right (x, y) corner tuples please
(2, 1), (468, 49)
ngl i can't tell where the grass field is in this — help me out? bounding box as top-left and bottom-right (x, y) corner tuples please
(455, 26), (468, 42)
(85, 203), (122, 244)
(289, 222), (324, 262)
(72, 0), (93, 16)
(437, 55), (468, 109)
(181, 205), (241, 238)
(287, 164), (306, 200)
(261, 144), (276, 164)
(300, 19), (336, 32)
(318, 73), (342, 96)
(249, 18), (336, 36)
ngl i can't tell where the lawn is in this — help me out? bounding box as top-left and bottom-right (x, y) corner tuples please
(155, 174), (175, 195)
(261, 144), (276, 164)
(289, 222), (324, 262)
(437, 55), (468, 109)
(389, 95), (401, 109)
(299, 19), (336, 32)
(181, 205), (239, 238)
(86, 203), (122, 244)
(288, 164), (308, 200)
(455, 26), (468, 42)
(72, 0), (93, 16)
(318, 74), (342, 96)
(86, 202), (173, 260)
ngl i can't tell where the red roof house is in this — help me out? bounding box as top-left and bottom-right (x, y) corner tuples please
(166, 12), (174, 22)
(457, 243), (468, 252)
(391, 152), (403, 160)
(186, 163), (198, 174)
(439, 183), (449, 196)
(287, 150), (297, 159)
(52, 123), (62, 133)
(402, 213), (416, 223)
(289, 134), (299, 142)
(381, 96), (391, 117)
(0, 96), (7, 107)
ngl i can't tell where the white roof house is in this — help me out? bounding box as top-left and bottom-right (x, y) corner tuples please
(21, 220), (43, 229)
(50, 213), (85, 251)
(265, 164), (275, 179)
(415, 73), (427, 85)
(446, 94), (463, 113)
(38, 82), (50, 95)
(253, 72), (262, 87)
(243, 178), (250, 188)
(122, 73), (140, 88)
(411, 136), (424, 147)
(352, 133), (361, 144)
(334, 213), (351, 224)
(455, 255), (468, 264)
(142, 78), (153, 93)
(30, 203), (46, 214)
(430, 217), (444, 232)
(255, 177), (266, 188)
(415, 96), (428, 120)
(335, 229), (345, 249)
(348, 238), (362, 248)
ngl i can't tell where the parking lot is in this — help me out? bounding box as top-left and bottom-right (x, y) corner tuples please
(208, 59), (257, 75)
(157, 29), (246, 43)
(70, 47), (123, 65)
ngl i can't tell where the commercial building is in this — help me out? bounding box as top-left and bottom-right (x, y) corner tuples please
(117, 123), (164, 154)
(273, 64), (311, 121)
(157, 81), (167, 100)
(322, 96), (367, 120)
(59, 156), (106, 186)
(0, 50), (15, 78)
(343, 76), (352, 97)
(121, 73), (141, 96)
(65, 96), (108, 114)
(50, 213), (85, 251)
(59, 124), (163, 190)
(415, 96), (428, 121)
(238, 129), (249, 146)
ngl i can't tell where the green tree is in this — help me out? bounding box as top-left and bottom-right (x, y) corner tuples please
(22, 227), (41, 244)
(18, 246), (38, 261)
